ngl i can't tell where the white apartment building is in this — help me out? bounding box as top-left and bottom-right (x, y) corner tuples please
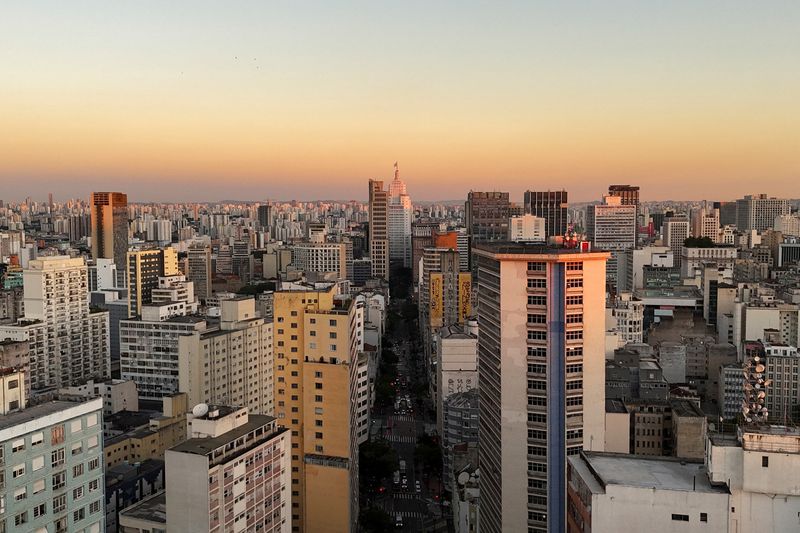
(774, 214), (800, 237)
(663, 215), (690, 267)
(585, 196), (636, 286)
(435, 322), (478, 435)
(178, 298), (274, 416)
(0, 256), (110, 390)
(618, 246), (673, 291)
(291, 242), (348, 280)
(151, 274), (198, 313)
(763, 343), (800, 423)
(680, 246), (737, 278)
(473, 243), (608, 533)
(691, 204), (720, 242)
(60, 378), (139, 416)
(607, 293), (644, 345)
(508, 215), (546, 242)
(736, 194), (790, 232)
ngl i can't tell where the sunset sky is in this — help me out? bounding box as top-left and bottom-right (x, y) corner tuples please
(1, 1), (798, 203)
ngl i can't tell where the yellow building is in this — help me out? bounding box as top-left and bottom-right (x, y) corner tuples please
(273, 282), (359, 533)
(104, 393), (188, 468)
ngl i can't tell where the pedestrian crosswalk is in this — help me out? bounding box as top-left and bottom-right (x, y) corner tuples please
(396, 511), (425, 519)
(393, 492), (419, 500)
(390, 415), (415, 423)
(385, 434), (415, 443)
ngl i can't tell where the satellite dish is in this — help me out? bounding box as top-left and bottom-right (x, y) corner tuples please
(753, 356), (760, 362)
(755, 364), (765, 373)
(757, 391), (766, 399)
(764, 380), (773, 387)
(457, 472), (470, 486)
(192, 403), (209, 417)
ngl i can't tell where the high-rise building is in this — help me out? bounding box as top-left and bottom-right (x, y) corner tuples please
(126, 247), (179, 317)
(662, 215), (690, 267)
(691, 202), (720, 242)
(90, 192), (129, 282)
(186, 243), (212, 303)
(179, 297), (274, 415)
(157, 407), (290, 533)
(0, 383), (105, 533)
(291, 242), (348, 280)
(411, 222), (440, 283)
(0, 256), (110, 390)
(586, 196), (636, 288)
(473, 243), (608, 533)
(524, 190), (569, 239)
(272, 283), (360, 532)
(607, 185), (639, 237)
(368, 179), (389, 280)
(387, 163), (413, 268)
(508, 214), (546, 242)
(258, 203), (274, 232)
(736, 194), (790, 232)
(466, 191), (511, 243)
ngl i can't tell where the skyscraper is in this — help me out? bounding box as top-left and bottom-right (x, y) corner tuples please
(368, 179), (389, 280)
(466, 191), (511, 243)
(735, 194), (790, 232)
(608, 184), (640, 241)
(387, 163), (413, 268)
(90, 192), (129, 282)
(272, 283), (360, 532)
(126, 247), (179, 317)
(473, 243), (608, 533)
(186, 243), (212, 303)
(662, 215), (690, 267)
(524, 190), (568, 239)
(585, 195), (636, 288)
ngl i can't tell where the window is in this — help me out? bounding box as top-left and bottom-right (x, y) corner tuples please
(315, 383), (322, 390)
(566, 380), (583, 390)
(528, 347), (547, 358)
(87, 435), (99, 450)
(12, 438), (25, 452)
(31, 432), (44, 446)
(528, 413), (546, 423)
(566, 295), (583, 305)
(565, 330), (583, 341)
(329, 332), (337, 339)
(528, 364), (546, 374)
(89, 478), (99, 492)
(315, 395), (323, 402)
(527, 314), (546, 324)
(12, 464), (25, 478)
(52, 471), (66, 490)
(566, 396), (583, 406)
(14, 487), (27, 501)
(71, 420), (82, 433)
(314, 371), (323, 378)
(700, 513), (708, 522)
(73, 486), (84, 500)
(671, 514), (689, 522)
(90, 500), (101, 514)
(53, 494), (67, 513)
(528, 331), (547, 341)
(72, 442), (83, 456)
(566, 278), (583, 288)
(73, 507), (85, 522)
(52, 448), (65, 467)
(527, 262), (546, 271)
(329, 319), (337, 326)
(8, 379), (18, 389)
(33, 502), (46, 518)
(527, 278), (546, 288)
(566, 314), (583, 324)
(567, 364), (583, 373)
(32, 455), (44, 471)
(88, 458), (99, 471)
(566, 262), (583, 271)
(528, 296), (546, 306)
(315, 432), (323, 439)
(14, 512), (27, 526)
(33, 478), (46, 494)
(762, 456), (769, 467)
(527, 380), (546, 390)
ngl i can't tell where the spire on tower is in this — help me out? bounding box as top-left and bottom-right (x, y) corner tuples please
(394, 161), (399, 180)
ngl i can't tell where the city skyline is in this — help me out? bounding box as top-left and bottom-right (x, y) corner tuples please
(2, 2), (799, 202)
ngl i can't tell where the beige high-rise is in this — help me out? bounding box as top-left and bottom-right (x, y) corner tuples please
(368, 179), (389, 280)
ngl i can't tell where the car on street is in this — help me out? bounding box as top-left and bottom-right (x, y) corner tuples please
(415, 480), (421, 493)
(395, 514), (403, 528)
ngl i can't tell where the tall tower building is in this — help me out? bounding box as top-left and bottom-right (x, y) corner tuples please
(186, 243), (212, 303)
(258, 203), (274, 232)
(663, 215), (690, 267)
(466, 191), (511, 243)
(387, 163), (413, 268)
(691, 202), (721, 242)
(735, 194), (790, 232)
(585, 195), (636, 288)
(90, 192), (129, 281)
(608, 184), (640, 241)
(368, 179), (389, 280)
(272, 283), (360, 532)
(473, 243), (608, 533)
(0, 256), (110, 390)
(524, 190), (569, 239)
(126, 247), (179, 317)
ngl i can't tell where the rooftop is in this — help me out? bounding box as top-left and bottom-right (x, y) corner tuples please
(605, 398), (628, 414)
(170, 414), (278, 457)
(119, 490), (167, 524)
(0, 398), (100, 431)
(578, 452), (727, 494)
(473, 242), (609, 258)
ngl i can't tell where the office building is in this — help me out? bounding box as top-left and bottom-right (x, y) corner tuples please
(607, 185), (639, 239)
(508, 214), (546, 242)
(0, 388), (105, 533)
(126, 247), (179, 317)
(763, 343), (800, 423)
(258, 203), (274, 231)
(387, 163), (413, 268)
(691, 203), (720, 242)
(435, 322), (478, 435)
(272, 282), (360, 532)
(368, 179), (389, 280)
(524, 190), (568, 239)
(291, 242), (348, 280)
(0, 256), (110, 390)
(411, 222), (440, 283)
(187, 243), (212, 303)
(585, 196), (636, 287)
(680, 245), (737, 278)
(736, 194), (790, 232)
(90, 191), (129, 283)
(663, 215), (690, 267)
(473, 243), (608, 533)
(466, 191), (511, 243)
(179, 297), (274, 415)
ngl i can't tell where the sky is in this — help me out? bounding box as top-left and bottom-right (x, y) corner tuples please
(1, 1), (798, 203)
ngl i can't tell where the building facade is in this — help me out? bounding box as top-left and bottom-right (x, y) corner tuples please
(368, 180), (389, 280)
(90, 191), (129, 283)
(524, 190), (568, 239)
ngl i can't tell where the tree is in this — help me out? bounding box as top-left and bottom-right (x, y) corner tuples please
(359, 507), (393, 532)
(683, 236), (715, 248)
(236, 281), (276, 295)
(415, 434), (442, 472)
(360, 439), (398, 490)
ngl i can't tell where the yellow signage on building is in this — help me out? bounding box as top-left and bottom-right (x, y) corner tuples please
(458, 272), (472, 322)
(430, 273), (443, 328)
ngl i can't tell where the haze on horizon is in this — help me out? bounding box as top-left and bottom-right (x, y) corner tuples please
(1, 1), (798, 203)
